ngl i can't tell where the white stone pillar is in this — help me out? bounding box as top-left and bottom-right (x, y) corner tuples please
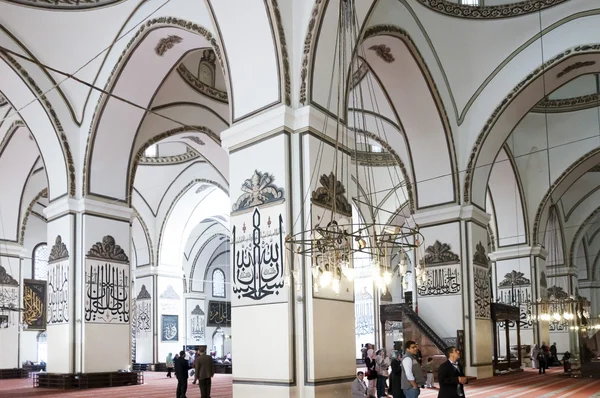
(44, 197), (132, 373)
(0, 242), (24, 368)
(223, 105), (356, 397)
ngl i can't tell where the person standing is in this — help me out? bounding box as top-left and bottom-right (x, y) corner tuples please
(174, 350), (190, 398)
(195, 346), (215, 398)
(425, 357), (435, 388)
(437, 346), (467, 398)
(401, 341), (425, 398)
(389, 350), (404, 398)
(166, 353), (174, 378)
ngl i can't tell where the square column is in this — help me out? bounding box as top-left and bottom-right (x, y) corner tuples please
(223, 105), (356, 397)
(44, 197), (133, 373)
(0, 242), (25, 369)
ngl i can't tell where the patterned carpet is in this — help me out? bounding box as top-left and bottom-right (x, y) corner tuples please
(0, 367), (599, 397)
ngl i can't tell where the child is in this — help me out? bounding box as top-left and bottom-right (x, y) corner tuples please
(425, 357), (435, 388)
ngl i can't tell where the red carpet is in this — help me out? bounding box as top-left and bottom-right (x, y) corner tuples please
(0, 368), (599, 397)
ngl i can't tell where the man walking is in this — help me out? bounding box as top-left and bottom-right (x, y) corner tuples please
(401, 341), (425, 398)
(437, 346), (467, 398)
(174, 350), (190, 398)
(195, 346), (215, 398)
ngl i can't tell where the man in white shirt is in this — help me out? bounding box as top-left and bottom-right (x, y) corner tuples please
(351, 371), (368, 397)
(401, 341), (426, 398)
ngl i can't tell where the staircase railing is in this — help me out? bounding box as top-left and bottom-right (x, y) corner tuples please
(400, 303), (449, 352)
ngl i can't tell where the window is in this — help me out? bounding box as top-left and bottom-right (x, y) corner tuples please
(212, 269), (225, 298)
(33, 244), (49, 281)
(371, 145), (382, 153)
(461, 0), (481, 5)
(144, 144), (158, 157)
(198, 62), (215, 87)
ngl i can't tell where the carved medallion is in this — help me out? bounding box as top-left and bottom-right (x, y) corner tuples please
(48, 235), (69, 262)
(423, 241), (460, 266)
(311, 172), (352, 217)
(155, 35), (183, 56)
(369, 44), (395, 63)
(498, 270), (530, 287)
(232, 170), (285, 213)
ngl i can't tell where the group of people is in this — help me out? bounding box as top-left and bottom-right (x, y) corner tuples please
(165, 346), (215, 398)
(531, 342), (560, 374)
(353, 341), (467, 398)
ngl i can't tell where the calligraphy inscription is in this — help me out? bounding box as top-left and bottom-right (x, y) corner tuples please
(47, 261), (69, 324)
(84, 261), (130, 323)
(162, 315), (179, 341)
(190, 304), (205, 341)
(136, 301), (151, 333)
(23, 279), (47, 329)
(232, 208), (285, 301)
(207, 301), (231, 327)
(417, 266), (461, 296)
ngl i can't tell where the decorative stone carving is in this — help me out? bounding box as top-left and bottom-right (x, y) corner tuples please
(557, 61), (596, 78)
(0, 265), (18, 286)
(0, 92), (6, 106)
(423, 241), (460, 265)
(177, 64), (229, 103)
(547, 285), (569, 299)
(139, 147), (200, 165)
(589, 164), (600, 172)
(539, 271), (548, 288)
(183, 136), (206, 146)
(473, 241), (490, 267)
(311, 172), (352, 217)
(232, 170), (285, 213)
(413, 0), (568, 20)
(86, 236), (129, 262)
(498, 270), (530, 287)
(136, 285), (151, 300)
(48, 235), (69, 262)
(160, 285), (180, 300)
(533, 93), (600, 114)
(269, 0), (292, 106)
(299, 0), (327, 105)
(2, 0), (123, 9)
(351, 62), (370, 89)
(369, 44), (395, 63)
(155, 35), (183, 56)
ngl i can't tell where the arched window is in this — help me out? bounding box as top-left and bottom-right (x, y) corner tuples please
(212, 269), (225, 298)
(33, 243), (49, 281)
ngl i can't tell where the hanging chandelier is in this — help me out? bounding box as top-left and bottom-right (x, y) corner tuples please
(285, 0), (424, 296)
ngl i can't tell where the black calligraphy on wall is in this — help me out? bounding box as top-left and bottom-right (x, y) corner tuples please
(232, 208), (285, 301)
(190, 304), (205, 341)
(417, 266), (461, 296)
(84, 236), (130, 324)
(207, 301), (231, 327)
(0, 286), (18, 311)
(497, 288), (533, 330)
(47, 261), (69, 324)
(162, 315), (179, 342)
(23, 279), (47, 330)
(473, 266), (490, 319)
(135, 285), (151, 335)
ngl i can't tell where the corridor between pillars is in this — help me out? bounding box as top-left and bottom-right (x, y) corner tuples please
(43, 197), (132, 374)
(222, 105), (356, 398)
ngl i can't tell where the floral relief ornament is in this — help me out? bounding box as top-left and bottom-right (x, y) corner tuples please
(369, 44), (395, 63)
(155, 35), (183, 56)
(423, 241), (460, 265)
(232, 170), (285, 213)
(311, 172), (353, 217)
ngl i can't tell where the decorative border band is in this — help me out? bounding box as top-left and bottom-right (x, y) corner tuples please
(414, 0), (570, 20)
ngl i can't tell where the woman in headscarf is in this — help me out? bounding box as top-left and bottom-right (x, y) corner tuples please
(389, 350), (404, 398)
(365, 349), (378, 398)
(166, 353), (174, 378)
(375, 349), (391, 397)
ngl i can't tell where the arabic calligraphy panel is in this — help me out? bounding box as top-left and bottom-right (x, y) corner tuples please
(23, 279), (47, 330)
(417, 265), (462, 297)
(162, 315), (179, 342)
(47, 260), (69, 325)
(207, 301), (231, 327)
(84, 260), (130, 324)
(231, 206), (288, 306)
(188, 300), (206, 343)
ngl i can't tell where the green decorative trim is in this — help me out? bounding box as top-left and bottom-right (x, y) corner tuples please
(177, 64), (228, 103)
(532, 93), (600, 113)
(414, 0), (570, 20)
(139, 146), (201, 165)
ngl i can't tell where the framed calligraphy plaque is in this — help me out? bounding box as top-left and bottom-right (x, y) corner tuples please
(23, 279), (47, 330)
(207, 301), (231, 327)
(162, 315), (179, 341)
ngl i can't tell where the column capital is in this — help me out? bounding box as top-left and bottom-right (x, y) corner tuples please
(44, 197), (132, 221)
(488, 244), (547, 261)
(408, 204), (490, 227)
(0, 241), (26, 257)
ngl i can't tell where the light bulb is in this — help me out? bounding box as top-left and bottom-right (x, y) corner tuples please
(553, 313), (561, 321)
(319, 271), (332, 288)
(383, 271), (392, 285)
(332, 279), (340, 294)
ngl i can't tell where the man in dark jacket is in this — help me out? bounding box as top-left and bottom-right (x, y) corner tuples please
(194, 346), (215, 398)
(174, 350), (190, 398)
(437, 346), (467, 398)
